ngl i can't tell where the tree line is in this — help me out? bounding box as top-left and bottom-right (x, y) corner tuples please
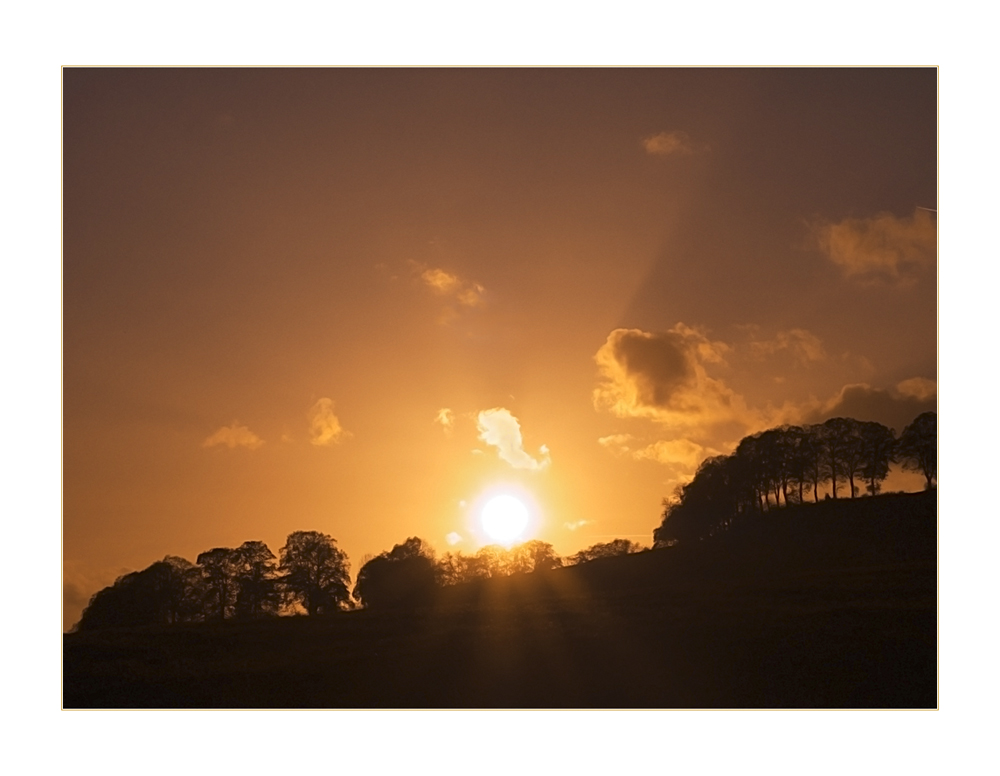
(73, 530), (645, 631)
(73, 411), (934, 631)
(653, 411), (936, 547)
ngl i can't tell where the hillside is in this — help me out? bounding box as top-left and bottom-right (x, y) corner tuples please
(63, 491), (937, 708)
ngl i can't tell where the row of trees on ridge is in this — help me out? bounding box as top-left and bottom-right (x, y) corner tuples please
(653, 411), (936, 546)
(74, 532), (645, 630)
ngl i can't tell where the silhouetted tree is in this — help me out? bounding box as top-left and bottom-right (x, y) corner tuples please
(509, 540), (563, 573)
(435, 551), (485, 586)
(799, 426), (827, 502)
(898, 411), (937, 489)
(570, 538), (644, 564)
(197, 547), (239, 620)
(654, 455), (745, 545)
(75, 556), (203, 630)
(231, 541), (281, 619)
(821, 418), (859, 498)
(279, 531), (351, 615)
(858, 421), (897, 495)
(353, 537), (437, 610)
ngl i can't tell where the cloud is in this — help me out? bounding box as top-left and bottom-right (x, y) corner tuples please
(642, 130), (704, 156)
(632, 439), (707, 468)
(435, 408), (454, 434)
(421, 267), (461, 294)
(476, 408), (551, 470)
(416, 264), (486, 310)
(749, 328), (827, 365)
(599, 432), (711, 471)
(564, 519), (593, 531)
(896, 377), (937, 402)
(308, 398), (350, 446)
(203, 422), (264, 450)
(815, 208), (936, 283)
(598, 433), (635, 453)
(593, 325), (753, 435)
(806, 379), (936, 433)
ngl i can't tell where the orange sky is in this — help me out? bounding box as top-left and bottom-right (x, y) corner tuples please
(63, 69), (937, 630)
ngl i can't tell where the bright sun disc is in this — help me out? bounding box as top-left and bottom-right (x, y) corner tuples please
(481, 494), (529, 544)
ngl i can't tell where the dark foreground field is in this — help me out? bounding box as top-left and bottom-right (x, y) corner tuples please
(63, 491), (937, 708)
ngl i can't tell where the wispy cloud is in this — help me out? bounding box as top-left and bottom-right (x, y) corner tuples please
(598, 433), (712, 471)
(564, 519), (593, 531)
(896, 377), (937, 401)
(435, 408), (455, 434)
(415, 264), (486, 311)
(749, 328), (827, 365)
(598, 433), (635, 452)
(642, 130), (705, 156)
(309, 398), (350, 446)
(477, 408), (550, 471)
(814, 208), (936, 283)
(632, 439), (706, 468)
(203, 422), (264, 450)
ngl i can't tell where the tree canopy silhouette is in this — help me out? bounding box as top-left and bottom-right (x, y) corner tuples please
(279, 531), (351, 615)
(898, 411), (937, 489)
(75, 556), (203, 631)
(197, 547), (239, 621)
(231, 541), (281, 619)
(353, 537), (437, 610)
(570, 539), (645, 564)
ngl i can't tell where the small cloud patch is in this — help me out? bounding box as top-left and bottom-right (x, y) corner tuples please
(642, 130), (705, 156)
(435, 408), (455, 434)
(477, 408), (550, 471)
(309, 398), (350, 446)
(815, 208), (936, 284)
(414, 263), (486, 314)
(203, 422), (264, 450)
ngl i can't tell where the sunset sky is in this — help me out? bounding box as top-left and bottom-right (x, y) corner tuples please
(62, 69), (937, 630)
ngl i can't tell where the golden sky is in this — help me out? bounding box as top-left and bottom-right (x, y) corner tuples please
(63, 69), (937, 629)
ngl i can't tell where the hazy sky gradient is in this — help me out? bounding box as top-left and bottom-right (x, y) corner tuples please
(63, 69), (937, 629)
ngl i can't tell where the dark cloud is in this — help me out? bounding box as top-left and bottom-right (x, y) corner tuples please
(593, 326), (752, 434)
(807, 380), (937, 433)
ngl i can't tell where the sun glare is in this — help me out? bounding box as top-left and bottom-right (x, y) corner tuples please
(480, 494), (530, 545)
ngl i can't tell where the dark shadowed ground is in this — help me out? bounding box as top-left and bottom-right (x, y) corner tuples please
(63, 491), (936, 708)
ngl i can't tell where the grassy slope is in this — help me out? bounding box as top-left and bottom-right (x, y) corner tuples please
(63, 491), (937, 708)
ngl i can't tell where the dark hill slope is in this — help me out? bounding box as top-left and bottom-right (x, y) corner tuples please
(63, 491), (936, 708)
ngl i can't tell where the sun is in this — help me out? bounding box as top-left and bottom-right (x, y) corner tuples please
(480, 494), (530, 545)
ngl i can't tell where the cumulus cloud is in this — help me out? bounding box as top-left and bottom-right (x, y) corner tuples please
(435, 408), (455, 434)
(642, 130), (704, 156)
(416, 264), (486, 310)
(749, 328), (827, 364)
(309, 398), (350, 446)
(815, 208), (936, 283)
(203, 422), (264, 450)
(593, 325), (753, 436)
(477, 408), (551, 471)
(807, 379), (936, 433)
